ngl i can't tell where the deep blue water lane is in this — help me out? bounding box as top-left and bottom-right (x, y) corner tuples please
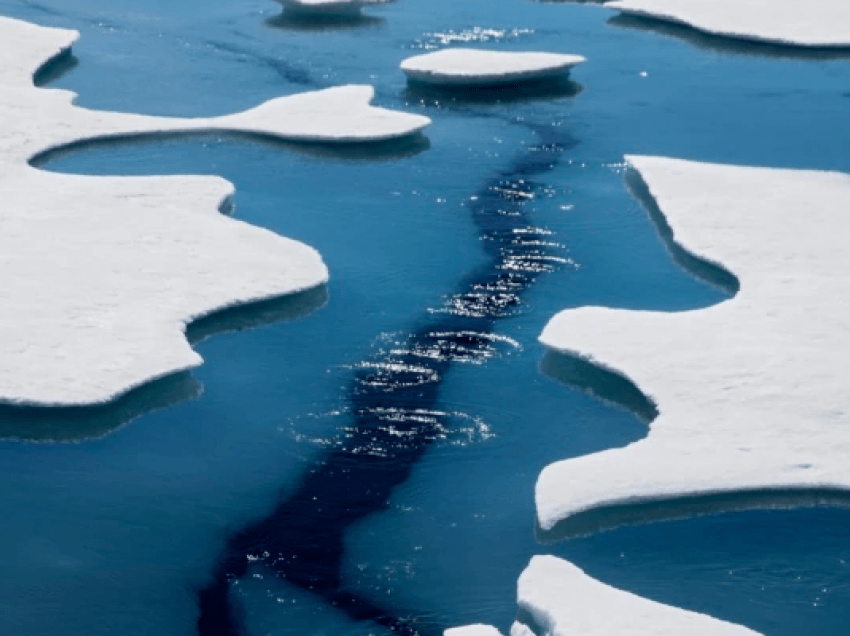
(1, 0), (850, 635)
(195, 123), (578, 636)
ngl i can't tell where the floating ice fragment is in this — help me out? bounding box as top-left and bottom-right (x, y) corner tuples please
(400, 49), (585, 87)
(517, 555), (760, 635)
(537, 155), (850, 537)
(445, 625), (504, 636)
(606, 0), (850, 48)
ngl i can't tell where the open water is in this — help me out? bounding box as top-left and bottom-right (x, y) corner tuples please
(1, 0), (849, 635)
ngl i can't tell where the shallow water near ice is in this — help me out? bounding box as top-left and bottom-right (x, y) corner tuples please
(1, 0), (849, 635)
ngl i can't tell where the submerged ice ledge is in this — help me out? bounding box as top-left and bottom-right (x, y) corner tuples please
(605, 0), (850, 48)
(536, 155), (850, 535)
(0, 15), (429, 407)
(450, 555), (758, 636)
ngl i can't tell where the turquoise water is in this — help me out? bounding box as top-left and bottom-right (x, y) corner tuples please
(1, 0), (849, 634)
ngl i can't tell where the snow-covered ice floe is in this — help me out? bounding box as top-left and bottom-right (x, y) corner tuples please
(517, 556), (759, 636)
(445, 625), (504, 636)
(0, 15), (429, 407)
(537, 155), (850, 537)
(605, 0), (850, 48)
(279, 0), (393, 16)
(400, 49), (585, 87)
(451, 556), (759, 636)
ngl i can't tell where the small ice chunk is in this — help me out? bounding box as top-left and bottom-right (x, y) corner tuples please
(518, 555), (760, 635)
(400, 49), (585, 87)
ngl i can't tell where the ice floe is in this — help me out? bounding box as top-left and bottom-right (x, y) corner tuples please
(606, 0), (850, 48)
(279, 0), (393, 16)
(517, 555), (759, 636)
(537, 155), (850, 536)
(400, 49), (585, 86)
(445, 626), (504, 636)
(450, 556), (758, 636)
(0, 15), (429, 406)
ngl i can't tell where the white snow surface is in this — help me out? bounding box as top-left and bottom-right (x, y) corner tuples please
(607, 0), (850, 48)
(517, 555), (760, 635)
(0, 15), (428, 406)
(537, 155), (850, 532)
(400, 49), (585, 86)
(445, 626), (504, 636)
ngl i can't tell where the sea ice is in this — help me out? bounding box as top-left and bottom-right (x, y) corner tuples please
(517, 555), (759, 635)
(400, 49), (585, 87)
(537, 155), (850, 535)
(446, 625), (504, 636)
(606, 0), (850, 48)
(449, 556), (758, 636)
(0, 15), (429, 406)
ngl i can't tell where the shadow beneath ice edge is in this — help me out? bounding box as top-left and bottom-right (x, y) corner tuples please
(0, 285), (328, 444)
(537, 488), (850, 543)
(264, 9), (384, 33)
(33, 48), (79, 87)
(28, 131), (431, 169)
(0, 372), (202, 444)
(540, 350), (658, 424)
(404, 77), (583, 108)
(624, 168), (740, 296)
(607, 13), (850, 61)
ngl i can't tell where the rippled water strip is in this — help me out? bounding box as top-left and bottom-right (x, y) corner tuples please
(197, 123), (577, 636)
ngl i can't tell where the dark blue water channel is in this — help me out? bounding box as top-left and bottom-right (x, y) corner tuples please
(1, 0), (850, 635)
